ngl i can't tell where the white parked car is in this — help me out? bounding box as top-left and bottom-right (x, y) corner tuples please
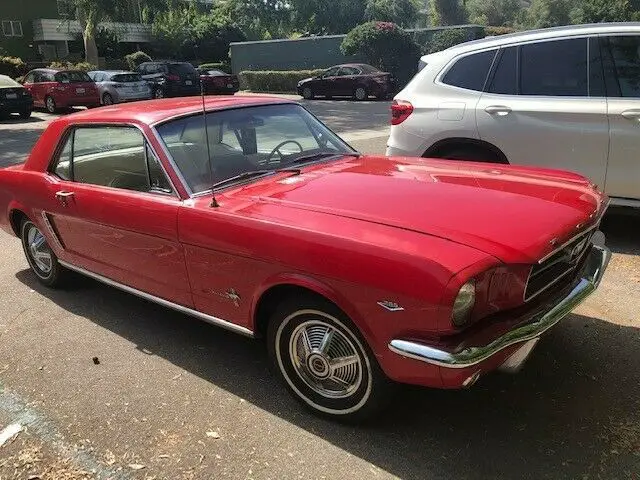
(386, 23), (640, 207)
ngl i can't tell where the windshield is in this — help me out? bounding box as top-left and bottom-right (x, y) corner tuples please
(168, 63), (197, 76)
(111, 73), (143, 82)
(0, 75), (21, 87)
(55, 71), (92, 83)
(155, 103), (355, 194)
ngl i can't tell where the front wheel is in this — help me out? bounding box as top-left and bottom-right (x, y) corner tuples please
(20, 219), (68, 288)
(153, 88), (164, 99)
(301, 87), (314, 100)
(267, 296), (393, 422)
(45, 96), (57, 114)
(354, 86), (368, 101)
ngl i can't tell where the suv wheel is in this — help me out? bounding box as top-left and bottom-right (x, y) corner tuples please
(267, 295), (394, 422)
(154, 88), (164, 99)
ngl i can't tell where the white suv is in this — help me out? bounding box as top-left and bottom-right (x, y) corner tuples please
(386, 23), (640, 206)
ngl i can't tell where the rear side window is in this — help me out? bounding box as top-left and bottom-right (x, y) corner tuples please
(600, 35), (640, 97)
(488, 47), (517, 95)
(520, 38), (588, 96)
(55, 71), (92, 83)
(442, 50), (496, 91)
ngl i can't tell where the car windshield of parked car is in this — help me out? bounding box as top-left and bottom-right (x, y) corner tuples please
(55, 71), (92, 83)
(169, 63), (197, 75)
(110, 73), (143, 82)
(155, 103), (355, 194)
(0, 75), (21, 87)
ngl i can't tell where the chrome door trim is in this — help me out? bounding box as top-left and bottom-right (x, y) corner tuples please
(58, 260), (254, 338)
(40, 211), (64, 251)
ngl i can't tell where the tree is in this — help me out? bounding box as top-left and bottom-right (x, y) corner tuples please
(364, 0), (420, 27)
(289, 0), (367, 34)
(431, 0), (468, 26)
(341, 21), (420, 84)
(189, 13), (247, 62)
(520, 0), (577, 29)
(221, 0), (291, 40)
(571, 0), (638, 23)
(151, 6), (193, 58)
(467, 0), (523, 26)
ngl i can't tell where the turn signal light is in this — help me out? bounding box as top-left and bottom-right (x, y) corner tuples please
(391, 100), (413, 125)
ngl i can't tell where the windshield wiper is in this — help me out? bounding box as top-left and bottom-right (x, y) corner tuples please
(286, 151), (361, 166)
(212, 168), (301, 190)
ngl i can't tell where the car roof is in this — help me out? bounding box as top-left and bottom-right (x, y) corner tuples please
(57, 96), (296, 126)
(422, 22), (640, 59)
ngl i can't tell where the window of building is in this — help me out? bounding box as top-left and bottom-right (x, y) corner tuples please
(2, 20), (23, 37)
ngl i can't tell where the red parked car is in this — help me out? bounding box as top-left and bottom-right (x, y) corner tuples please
(21, 69), (100, 113)
(0, 97), (611, 421)
(197, 68), (240, 95)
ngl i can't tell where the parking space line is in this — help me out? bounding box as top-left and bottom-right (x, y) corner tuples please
(0, 386), (130, 480)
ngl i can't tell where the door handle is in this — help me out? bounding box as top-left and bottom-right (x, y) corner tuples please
(484, 105), (512, 116)
(621, 110), (640, 121)
(55, 190), (75, 206)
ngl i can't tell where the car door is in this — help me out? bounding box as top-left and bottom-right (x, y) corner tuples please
(336, 66), (358, 96)
(21, 72), (38, 105)
(316, 66), (340, 97)
(599, 34), (640, 200)
(476, 38), (609, 190)
(44, 124), (193, 306)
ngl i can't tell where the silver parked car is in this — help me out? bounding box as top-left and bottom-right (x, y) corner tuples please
(88, 70), (152, 105)
(387, 23), (640, 207)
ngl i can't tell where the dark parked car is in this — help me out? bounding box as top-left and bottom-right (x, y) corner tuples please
(297, 64), (396, 101)
(197, 68), (239, 95)
(0, 74), (33, 119)
(136, 61), (199, 99)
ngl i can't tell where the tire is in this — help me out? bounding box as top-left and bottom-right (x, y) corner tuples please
(267, 295), (394, 422)
(153, 88), (165, 99)
(102, 93), (114, 105)
(354, 86), (367, 101)
(301, 87), (314, 100)
(438, 145), (504, 163)
(45, 95), (57, 114)
(20, 219), (67, 288)
(19, 108), (32, 119)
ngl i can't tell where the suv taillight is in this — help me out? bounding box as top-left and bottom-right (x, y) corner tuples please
(391, 100), (413, 125)
(167, 74), (180, 81)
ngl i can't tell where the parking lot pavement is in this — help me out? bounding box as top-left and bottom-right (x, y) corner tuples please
(0, 98), (639, 479)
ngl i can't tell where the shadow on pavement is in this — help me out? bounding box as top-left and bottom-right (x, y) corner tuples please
(16, 269), (640, 479)
(0, 114), (47, 125)
(601, 208), (640, 256)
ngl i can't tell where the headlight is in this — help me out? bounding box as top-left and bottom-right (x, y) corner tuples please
(452, 280), (476, 327)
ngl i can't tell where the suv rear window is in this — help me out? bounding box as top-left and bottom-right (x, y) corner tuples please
(442, 50), (496, 91)
(168, 63), (196, 76)
(111, 73), (143, 83)
(55, 71), (92, 83)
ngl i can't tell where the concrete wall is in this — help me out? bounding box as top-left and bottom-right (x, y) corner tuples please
(230, 25), (485, 73)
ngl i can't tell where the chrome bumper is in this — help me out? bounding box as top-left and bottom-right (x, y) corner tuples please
(389, 244), (611, 369)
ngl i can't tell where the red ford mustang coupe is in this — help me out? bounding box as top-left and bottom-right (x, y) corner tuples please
(0, 97), (611, 421)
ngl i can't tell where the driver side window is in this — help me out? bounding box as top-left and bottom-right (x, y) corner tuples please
(323, 67), (339, 78)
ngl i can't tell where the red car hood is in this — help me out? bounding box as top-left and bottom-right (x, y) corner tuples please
(232, 156), (607, 264)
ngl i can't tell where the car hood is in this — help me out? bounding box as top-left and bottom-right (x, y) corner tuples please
(231, 156), (606, 264)
(297, 77), (314, 85)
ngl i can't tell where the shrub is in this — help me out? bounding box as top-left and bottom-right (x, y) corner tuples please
(0, 56), (27, 78)
(341, 21), (420, 87)
(239, 70), (325, 92)
(424, 28), (469, 54)
(48, 61), (97, 71)
(198, 62), (231, 73)
(485, 26), (517, 36)
(124, 51), (152, 70)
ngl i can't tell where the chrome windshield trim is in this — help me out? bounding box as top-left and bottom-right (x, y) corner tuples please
(148, 126), (194, 198)
(59, 260), (254, 338)
(389, 245), (611, 369)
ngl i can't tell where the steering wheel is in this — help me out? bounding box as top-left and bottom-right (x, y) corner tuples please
(267, 140), (304, 164)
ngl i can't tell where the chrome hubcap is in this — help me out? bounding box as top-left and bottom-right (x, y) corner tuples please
(356, 88), (365, 100)
(46, 98), (54, 111)
(27, 226), (52, 274)
(289, 321), (363, 398)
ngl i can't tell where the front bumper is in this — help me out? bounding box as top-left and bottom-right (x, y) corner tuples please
(389, 244), (611, 372)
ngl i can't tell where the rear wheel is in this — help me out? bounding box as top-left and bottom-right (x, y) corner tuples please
(45, 95), (57, 114)
(267, 296), (394, 422)
(153, 88), (164, 99)
(354, 86), (368, 101)
(102, 93), (114, 105)
(436, 145), (505, 163)
(301, 87), (314, 100)
(20, 219), (67, 288)
(19, 108), (32, 119)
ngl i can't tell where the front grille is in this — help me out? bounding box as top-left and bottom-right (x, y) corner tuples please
(524, 229), (594, 301)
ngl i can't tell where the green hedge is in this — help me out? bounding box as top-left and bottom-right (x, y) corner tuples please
(198, 62), (231, 73)
(485, 26), (517, 36)
(124, 51), (152, 70)
(48, 61), (97, 71)
(239, 69), (325, 92)
(0, 56), (27, 78)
